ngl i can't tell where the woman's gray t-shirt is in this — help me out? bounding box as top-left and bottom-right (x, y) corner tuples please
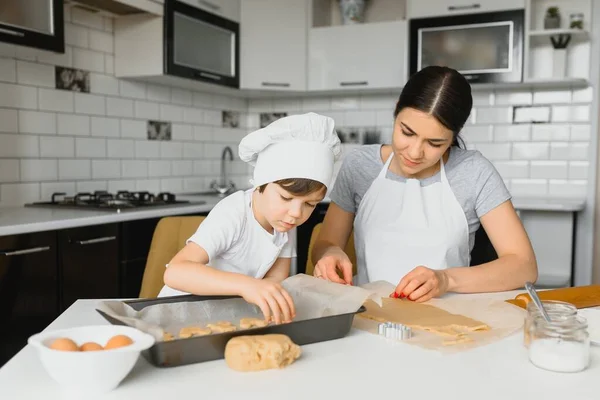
(329, 145), (512, 252)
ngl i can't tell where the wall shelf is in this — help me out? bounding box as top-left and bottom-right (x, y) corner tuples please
(471, 77), (589, 91)
(529, 29), (589, 38)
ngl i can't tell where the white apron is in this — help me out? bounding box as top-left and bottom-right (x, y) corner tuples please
(353, 150), (470, 285)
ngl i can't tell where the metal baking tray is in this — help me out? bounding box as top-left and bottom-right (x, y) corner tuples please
(96, 294), (365, 368)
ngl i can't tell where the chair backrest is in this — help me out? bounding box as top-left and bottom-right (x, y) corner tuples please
(138, 216), (206, 298)
(305, 222), (357, 277)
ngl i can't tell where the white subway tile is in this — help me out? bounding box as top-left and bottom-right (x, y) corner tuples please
(512, 143), (549, 160)
(41, 182), (76, 199)
(230, 97), (247, 112)
(531, 124), (569, 141)
(533, 90), (571, 104)
(570, 124), (591, 141)
(76, 137), (106, 158)
(71, 7), (104, 30)
(161, 142), (184, 159)
(91, 117), (119, 137)
(76, 180), (107, 193)
(184, 143), (205, 159)
(318, 111), (345, 126)
(119, 80), (146, 99)
(530, 161), (568, 179)
(511, 179), (548, 196)
(135, 141), (160, 158)
(0, 183), (40, 206)
(20, 160), (58, 181)
(19, 111), (56, 135)
(493, 125), (530, 142)
(461, 126), (493, 143)
(0, 43), (16, 58)
(474, 143), (511, 160)
(135, 101), (160, 119)
(193, 125), (213, 141)
(495, 91), (532, 105)
(135, 179), (160, 193)
(171, 88), (193, 105)
(212, 94), (233, 110)
(57, 114), (90, 136)
(331, 96), (360, 110)
(159, 104), (183, 122)
(472, 92), (493, 106)
(148, 160), (171, 177)
(193, 160), (216, 175)
(16, 61), (54, 87)
(0, 109), (18, 132)
(0, 160), (19, 182)
(88, 30), (113, 53)
(121, 160), (147, 178)
(171, 160), (192, 175)
(15, 46), (37, 62)
(183, 178), (204, 191)
(203, 110), (221, 126)
(569, 161), (589, 180)
(104, 55), (114, 74)
(104, 17), (114, 33)
(359, 94), (396, 110)
(569, 143), (589, 161)
(548, 180), (587, 198)
(0, 134), (39, 157)
(248, 98), (273, 112)
(572, 87), (593, 103)
(375, 110), (393, 126)
(37, 47), (73, 67)
(73, 48), (104, 73)
(65, 23), (88, 48)
(212, 127), (242, 143)
(106, 97), (134, 117)
(120, 119), (146, 139)
(160, 178), (183, 193)
(182, 107), (204, 124)
(59, 159), (91, 180)
(74, 93), (106, 115)
(475, 107), (512, 124)
(243, 113), (259, 129)
(552, 105), (590, 122)
(172, 124), (193, 141)
(0, 83), (37, 109)
(0, 57), (16, 82)
(107, 179), (136, 193)
(147, 84), (171, 103)
(89, 73), (119, 95)
(345, 110), (376, 127)
(40, 136), (74, 157)
(493, 161), (529, 179)
(107, 139), (134, 158)
(92, 160), (121, 179)
(39, 88), (73, 112)
(301, 96), (330, 111)
(513, 106), (550, 123)
(549, 143), (569, 160)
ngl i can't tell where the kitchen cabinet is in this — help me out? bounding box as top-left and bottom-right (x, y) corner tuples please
(179, 0), (240, 22)
(59, 224), (119, 311)
(0, 231), (58, 367)
(240, 0), (308, 91)
(308, 20), (407, 91)
(405, 0), (525, 19)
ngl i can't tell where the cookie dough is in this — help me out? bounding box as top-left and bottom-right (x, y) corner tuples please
(163, 332), (175, 341)
(207, 321), (237, 333)
(179, 326), (212, 338)
(224, 334), (301, 372)
(240, 317), (269, 329)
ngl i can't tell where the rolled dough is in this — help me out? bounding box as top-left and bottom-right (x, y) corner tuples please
(224, 334), (301, 372)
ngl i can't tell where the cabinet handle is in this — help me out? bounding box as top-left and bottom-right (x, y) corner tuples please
(195, 71), (222, 81)
(73, 236), (117, 245)
(0, 246), (50, 256)
(261, 82), (291, 88)
(197, 0), (221, 11)
(340, 81), (368, 87)
(448, 3), (481, 11)
(0, 27), (25, 37)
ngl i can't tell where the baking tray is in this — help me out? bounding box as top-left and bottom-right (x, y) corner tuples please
(96, 294), (366, 368)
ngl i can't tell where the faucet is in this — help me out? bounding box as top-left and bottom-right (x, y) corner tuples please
(210, 146), (236, 195)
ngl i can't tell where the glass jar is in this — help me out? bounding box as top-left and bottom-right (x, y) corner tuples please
(528, 315), (590, 373)
(523, 300), (577, 347)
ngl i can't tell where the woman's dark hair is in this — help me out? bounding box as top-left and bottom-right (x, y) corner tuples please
(258, 178), (325, 196)
(393, 66), (473, 148)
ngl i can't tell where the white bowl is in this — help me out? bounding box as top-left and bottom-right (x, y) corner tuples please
(28, 325), (155, 394)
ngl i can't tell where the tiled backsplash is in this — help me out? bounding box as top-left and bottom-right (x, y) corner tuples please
(248, 86), (592, 200)
(0, 5), (253, 206)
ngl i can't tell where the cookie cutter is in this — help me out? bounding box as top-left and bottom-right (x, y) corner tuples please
(378, 322), (412, 341)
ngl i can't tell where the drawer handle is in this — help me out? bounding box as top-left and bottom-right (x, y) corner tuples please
(195, 71), (222, 81)
(73, 236), (117, 245)
(448, 3), (481, 11)
(0, 246), (51, 256)
(262, 82), (291, 88)
(340, 81), (368, 87)
(0, 27), (25, 37)
(198, 0), (221, 11)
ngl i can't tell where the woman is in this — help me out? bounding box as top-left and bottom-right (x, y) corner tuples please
(311, 66), (538, 302)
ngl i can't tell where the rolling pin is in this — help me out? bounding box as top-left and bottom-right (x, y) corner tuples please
(506, 285), (600, 309)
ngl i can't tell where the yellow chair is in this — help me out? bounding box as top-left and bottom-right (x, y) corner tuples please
(305, 222), (357, 277)
(138, 216), (206, 298)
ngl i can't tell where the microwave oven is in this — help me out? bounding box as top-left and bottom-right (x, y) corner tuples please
(164, 0), (239, 88)
(408, 9), (524, 84)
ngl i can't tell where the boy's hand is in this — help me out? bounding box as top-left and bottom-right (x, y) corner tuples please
(240, 279), (296, 324)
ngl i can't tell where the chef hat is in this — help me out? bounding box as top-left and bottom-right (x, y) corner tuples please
(239, 112), (342, 189)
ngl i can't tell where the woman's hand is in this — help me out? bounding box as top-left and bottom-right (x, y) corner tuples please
(313, 247), (353, 285)
(240, 279), (296, 324)
(391, 266), (450, 303)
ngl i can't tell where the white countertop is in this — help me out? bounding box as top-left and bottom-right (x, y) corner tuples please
(0, 291), (598, 399)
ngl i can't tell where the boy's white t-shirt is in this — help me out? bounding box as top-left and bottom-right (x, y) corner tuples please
(158, 189), (297, 297)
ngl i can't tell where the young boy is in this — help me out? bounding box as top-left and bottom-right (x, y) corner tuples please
(159, 113), (341, 325)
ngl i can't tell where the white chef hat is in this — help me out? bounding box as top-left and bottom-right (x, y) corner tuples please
(239, 112), (342, 189)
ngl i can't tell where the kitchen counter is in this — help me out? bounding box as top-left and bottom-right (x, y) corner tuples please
(0, 291), (598, 399)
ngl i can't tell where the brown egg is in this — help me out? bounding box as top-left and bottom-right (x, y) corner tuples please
(104, 334), (134, 350)
(80, 342), (103, 351)
(49, 338), (79, 352)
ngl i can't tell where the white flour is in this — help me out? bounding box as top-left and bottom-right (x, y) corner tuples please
(529, 338), (590, 373)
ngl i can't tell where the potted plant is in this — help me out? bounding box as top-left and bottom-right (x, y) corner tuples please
(339, 0), (367, 25)
(544, 7), (561, 29)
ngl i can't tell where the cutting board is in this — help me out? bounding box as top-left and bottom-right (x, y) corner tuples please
(506, 285), (600, 309)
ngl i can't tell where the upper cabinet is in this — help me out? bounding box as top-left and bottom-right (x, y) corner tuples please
(178, 0), (240, 22)
(406, 0), (525, 19)
(240, 0), (308, 92)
